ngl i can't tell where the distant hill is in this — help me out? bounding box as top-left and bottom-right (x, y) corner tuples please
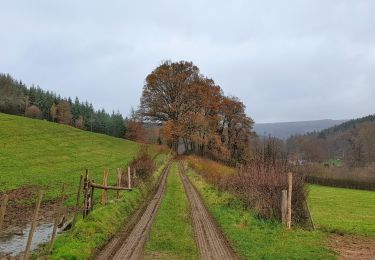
(253, 119), (348, 139)
(320, 114), (375, 136)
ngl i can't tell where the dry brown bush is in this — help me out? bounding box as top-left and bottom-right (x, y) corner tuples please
(25, 105), (42, 119)
(129, 146), (156, 181)
(228, 164), (308, 223)
(187, 138), (309, 224)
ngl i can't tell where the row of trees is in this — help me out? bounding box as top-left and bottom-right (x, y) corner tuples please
(139, 61), (254, 164)
(0, 73), (129, 138)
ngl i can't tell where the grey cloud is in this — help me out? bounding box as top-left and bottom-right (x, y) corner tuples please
(0, 0), (374, 122)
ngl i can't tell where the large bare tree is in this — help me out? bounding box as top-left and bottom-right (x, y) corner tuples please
(139, 60), (254, 163)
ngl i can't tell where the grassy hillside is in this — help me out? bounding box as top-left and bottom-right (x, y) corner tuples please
(0, 112), (140, 203)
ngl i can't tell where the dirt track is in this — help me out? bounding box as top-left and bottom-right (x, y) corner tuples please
(96, 163), (170, 260)
(178, 162), (237, 260)
(329, 234), (375, 260)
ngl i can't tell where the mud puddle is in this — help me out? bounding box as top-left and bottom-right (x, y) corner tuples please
(0, 222), (54, 257)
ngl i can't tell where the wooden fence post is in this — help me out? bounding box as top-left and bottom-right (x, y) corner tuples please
(72, 174), (83, 228)
(48, 184), (65, 254)
(101, 169), (109, 206)
(0, 194), (9, 231)
(91, 180), (95, 211)
(82, 170), (89, 218)
(24, 190), (43, 260)
(287, 172), (293, 229)
(281, 190), (288, 227)
(116, 168), (121, 199)
(83, 171), (92, 218)
(128, 166), (131, 190)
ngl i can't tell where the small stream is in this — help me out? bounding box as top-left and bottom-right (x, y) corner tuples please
(0, 222), (54, 257)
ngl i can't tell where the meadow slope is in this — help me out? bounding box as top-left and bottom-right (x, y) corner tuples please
(0, 112), (140, 203)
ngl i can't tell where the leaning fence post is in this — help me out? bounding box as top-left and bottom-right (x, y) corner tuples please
(128, 166), (132, 190)
(304, 199), (315, 230)
(48, 184), (65, 254)
(281, 190), (288, 227)
(287, 172), (293, 229)
(0, 194), (9, 231)
(24, 190), (43, 260)
(72, 174), (83, 228)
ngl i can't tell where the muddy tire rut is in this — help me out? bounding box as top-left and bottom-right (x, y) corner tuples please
(178, 162), (237, 260)
(96, 163), (171, 260)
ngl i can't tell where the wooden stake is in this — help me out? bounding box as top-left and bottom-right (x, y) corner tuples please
(116, 168), (121, 199)
(281, 190), (288, 227)
(101, 169), (109, 206)
(0, 194), (8, 231)
(91, 180), (95, 211)
(24, 190), (43, 260)
(48, 218), (59, 254)
(287, 172), (293, 229)
(72, 174), (84, 228)
(48, 184), (65, 254)
(83, 171), (91, 217)
(128, 166), (131, 190)
(83, 171), (89, 217)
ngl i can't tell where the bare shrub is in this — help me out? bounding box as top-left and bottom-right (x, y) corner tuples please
(187, 137), (309, 225)
(25, 105), (42, 119)
(228, 165), (308, 223)
(129, 146), (156, 181)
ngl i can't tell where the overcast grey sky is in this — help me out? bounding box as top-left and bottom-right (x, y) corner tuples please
(0, 1), (374, 123)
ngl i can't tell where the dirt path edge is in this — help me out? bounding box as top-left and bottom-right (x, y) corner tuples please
(178, 161), (237, 260)
(95, 162), (171, 259)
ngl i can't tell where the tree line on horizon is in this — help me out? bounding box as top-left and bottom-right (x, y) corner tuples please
(0, 73), (147, 140)
(286, 114), (375, 167)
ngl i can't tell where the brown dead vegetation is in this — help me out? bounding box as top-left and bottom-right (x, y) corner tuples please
(187, 147), (309, 224)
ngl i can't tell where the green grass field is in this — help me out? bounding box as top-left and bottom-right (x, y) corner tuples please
(144, 162), (198, 259)
(186, 169), (336, 259)
(308, 184), (375, 237)
(0, 112), (142, 204)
